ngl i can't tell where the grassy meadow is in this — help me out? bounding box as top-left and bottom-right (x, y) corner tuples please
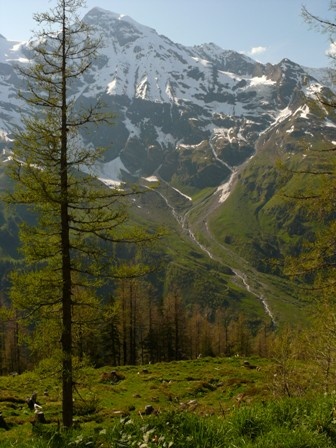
(0, 356), (336, 447)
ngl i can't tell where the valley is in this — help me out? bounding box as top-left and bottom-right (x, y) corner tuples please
(2, 0), (336, 441)
(0, 6), (335, 329)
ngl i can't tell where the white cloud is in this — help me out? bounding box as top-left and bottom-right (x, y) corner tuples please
(249, 46), (267, 56)
(326, 42), (336, 57)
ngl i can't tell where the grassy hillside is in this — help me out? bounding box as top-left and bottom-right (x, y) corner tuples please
(190, 127), (336, 323)
(0, 356), (335, 447)
(209, 101), (336, 275)
(0, 142), (323, 329)
(0, 162), (272, 326)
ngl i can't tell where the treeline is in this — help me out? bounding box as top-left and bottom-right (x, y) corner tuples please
(0, 277), (273, 374)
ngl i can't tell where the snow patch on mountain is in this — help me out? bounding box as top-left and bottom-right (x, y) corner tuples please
(274, 107), (292, 125)
(325, 118), (336, 128)
(154, 127), (176, 148)
(84, 7), (157, 38)
(0, 130), (13, 142)
(123, 117), (141, 138)
(144, 175), (159, 182)
(303, 82), (324, 100)
(171, 186), (192, 201)
(213, 127), (243, 144)
(304, 66), (336, 92)
(80, 155), (129, 186)
(295, 105), (310, 119)
(99, 156), (129, 181)
(0, 36), (27, 63)
(217, 171), (236, 203)
(177, 141), (205, 151)
(250, 75), (275, 86)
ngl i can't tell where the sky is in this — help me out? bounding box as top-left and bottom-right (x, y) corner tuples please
(0, 0), (335, 68)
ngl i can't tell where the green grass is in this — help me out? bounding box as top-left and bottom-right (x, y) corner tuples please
(0, 355), (334, 447)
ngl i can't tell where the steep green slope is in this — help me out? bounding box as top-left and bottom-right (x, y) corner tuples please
(0, 161), (269, 326)
(129, 186), (268, 321)
(200, 99), (336, 321)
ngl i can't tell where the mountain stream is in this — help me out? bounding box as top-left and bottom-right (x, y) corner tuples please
(155, 145), (276, 325)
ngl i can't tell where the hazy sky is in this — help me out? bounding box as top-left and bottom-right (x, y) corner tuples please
(0, 0), (334, 68)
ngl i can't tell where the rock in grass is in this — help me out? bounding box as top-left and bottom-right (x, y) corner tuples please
(26, 392), (38, 411)
(0, 412), (9, 430)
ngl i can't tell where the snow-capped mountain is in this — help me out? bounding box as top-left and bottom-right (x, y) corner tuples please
(0, 7), (334, 189)
(2, 6), (336, 323)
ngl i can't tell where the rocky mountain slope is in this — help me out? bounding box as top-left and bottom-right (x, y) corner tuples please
(0, 7), (334, 324)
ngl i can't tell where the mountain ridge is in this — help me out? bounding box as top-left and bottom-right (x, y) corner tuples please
(0, 7), (334, 324)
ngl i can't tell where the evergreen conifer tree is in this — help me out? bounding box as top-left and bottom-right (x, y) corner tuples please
(6, 0), (156, 427)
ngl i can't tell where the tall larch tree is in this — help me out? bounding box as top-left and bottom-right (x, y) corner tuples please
(6, 0), (156, 427)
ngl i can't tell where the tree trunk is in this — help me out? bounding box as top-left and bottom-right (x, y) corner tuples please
(60, 3), (73, 427)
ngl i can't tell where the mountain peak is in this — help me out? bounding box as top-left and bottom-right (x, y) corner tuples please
(84, 7), (123, 22)
(83, 8), (153, 35)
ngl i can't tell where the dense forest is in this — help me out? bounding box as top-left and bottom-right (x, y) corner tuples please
(0, 276), (273, 374)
